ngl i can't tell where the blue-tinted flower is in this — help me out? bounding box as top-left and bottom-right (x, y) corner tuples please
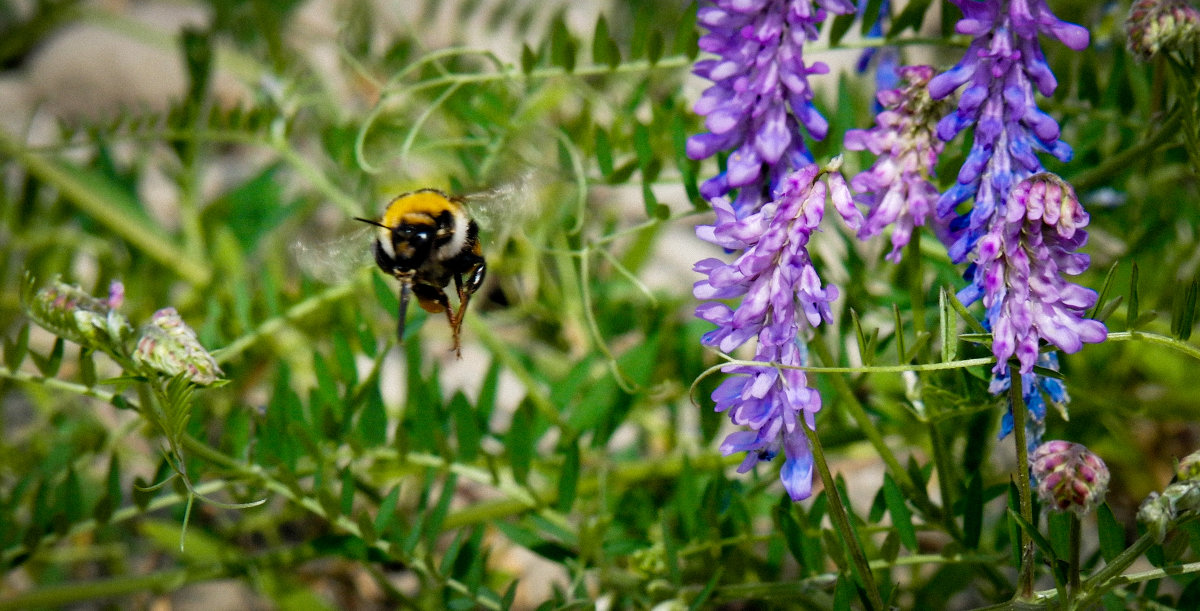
(687, 0), (855, 213)
(844, 65), (952, 262)
(695, 162), (859, 500)
(993, 352), (1066, 454)
(928, 0), (1089, 264)
(854, 0), (900, 98)
(972, 174), (1107, 375)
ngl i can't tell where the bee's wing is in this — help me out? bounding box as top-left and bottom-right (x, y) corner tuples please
(292, 226), (374, 284)
(461, 169), (548, 232)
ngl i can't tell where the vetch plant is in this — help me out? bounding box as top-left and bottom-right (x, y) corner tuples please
(21, 276), (257, 549)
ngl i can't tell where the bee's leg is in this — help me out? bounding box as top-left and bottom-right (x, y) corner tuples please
(412, 283), (460, 357)
(396, 279), (412, 344)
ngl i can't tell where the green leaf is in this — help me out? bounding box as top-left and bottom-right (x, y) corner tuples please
(646, 30), (663, 65)
(1173, 272), (1199, 340)
(851, 310), (877, 366)
(591, 15), (620, 69)
(549, 13), (576, 72)
(1007, 506), (1058, 564)
(375, 486), (401, 537)
(422, 473), (459, 546)
(890, 0), (933, 37)
(1127, 262), (1140, 331)
(556, 439), (580, 513)
(1048, 509), (1071, 560)
(340, 466), (356, 517)
(1097, 503), (1124, 563)
(79, 348), (96, 387)
(451, 392), (481, 462)
(940, 287), (958, 362)
(357, 390), (387, 448)
(829, 13), (855, 47)
(507, 400), (535, 485)
(1090, 260), (1120, 321)
(4, 322), (29, 370)
(31, 337), (64, 377)
(520, 43), (538, 74)
(893, 303), (907, 364)
(883, 473), (918, 552)
(833, 574), (855, 610)
(595, 126), (614, 178)
(963, 472), (984, 548)
(776, 502), (809, 573)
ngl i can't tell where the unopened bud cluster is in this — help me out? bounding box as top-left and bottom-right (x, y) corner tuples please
(1030, 440), (1109, 516)
(1126, 0), (1200, 61)
(25, 278), (131, 354)
(24, 278), (221, 386)
(133, 308), (222, 386)
(1140, 448), (1200, 543)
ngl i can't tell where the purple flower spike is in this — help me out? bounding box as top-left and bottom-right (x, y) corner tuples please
(695, 162), (856, 501)
(845, 65), (953, 262)
(928, 0), (1089, 262)
(688, 0), (854, 213)
(974, 173), (1107, 376)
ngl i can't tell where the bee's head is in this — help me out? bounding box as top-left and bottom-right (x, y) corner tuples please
(390, 222), (435, 264)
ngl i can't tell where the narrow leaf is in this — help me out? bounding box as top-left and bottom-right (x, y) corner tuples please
(375, 486), (401, 536)
(33, 337), (64, 377)
(556, 440), (581, 512)
(963, 472), (984, 548)
(1097, 503), (1124, 563)
(883, 473), (917, 552)
(1089, 260), (1120, 321)
(595, 127), (613, 178)
(940, 287), (958, 362)
(4, 322), (29, 369)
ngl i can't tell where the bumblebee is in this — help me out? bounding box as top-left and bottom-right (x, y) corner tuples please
(355, 189), (486, 357)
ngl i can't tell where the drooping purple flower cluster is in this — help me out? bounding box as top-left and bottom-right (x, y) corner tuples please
(844, 65), (952, 262)
(973, 174), (1107, 375)
(695, 163), (861, 500)
(928, 0), (1090, 265)
(687, 0), (855, 214)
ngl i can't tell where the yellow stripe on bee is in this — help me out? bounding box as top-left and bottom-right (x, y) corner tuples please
(381, 189), (458, 229)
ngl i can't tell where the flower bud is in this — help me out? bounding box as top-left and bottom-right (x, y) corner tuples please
(1176, 449), (1200, 482)
(24, 277), (132, 352)
(132, 308), (222, 386)
(1139, 479), (1200, 543)
(1030, 440), (1110, 516)
(1126, 0), (1200, 61)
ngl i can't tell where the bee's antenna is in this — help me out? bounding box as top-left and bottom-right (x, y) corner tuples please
(354, 217), (388, 229)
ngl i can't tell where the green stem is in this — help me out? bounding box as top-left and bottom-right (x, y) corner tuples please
(809, 339), (939, 519)
(801, 415), (885, 611)
(0, 130), (211, 286)
(928, 422), (963, 539)
(176, 437), (502, 609)
(1071, 107), (1185, 192)
(1074, 534), (1156, 610)
(1009, 370), (1036, 600)
(1068, 512), (1082, 604)
(212, 279), (362, 364)
(0, 566), (224, 611)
